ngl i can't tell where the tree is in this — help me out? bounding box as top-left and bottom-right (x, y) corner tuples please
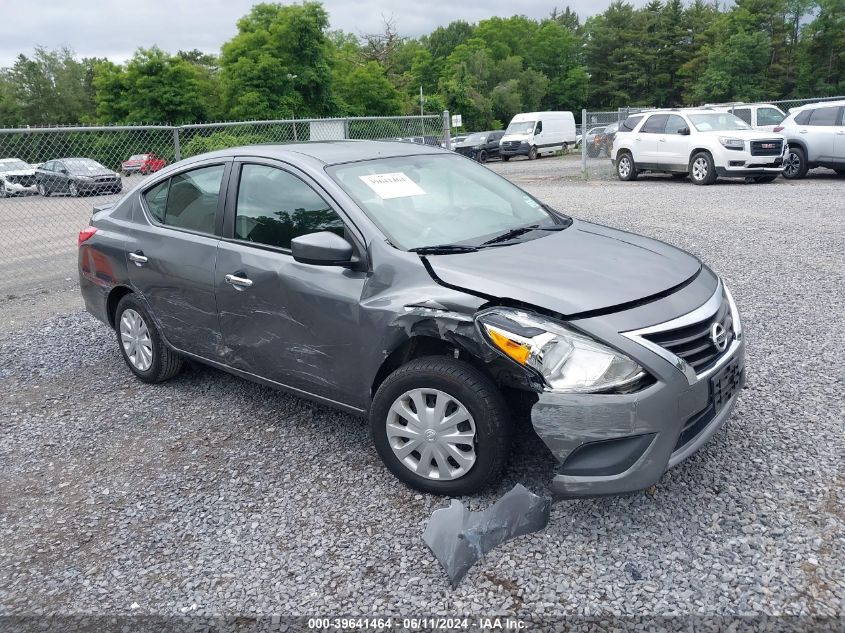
(93, 47), (215, 123)
(4, 47), (97, 125)
(220, 2), (337, 119)
(335, 61), (403, 116)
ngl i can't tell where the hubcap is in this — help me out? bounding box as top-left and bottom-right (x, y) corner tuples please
(69, 183), (78, 196)
(692, 157), (708, 180)
(784, 152), (800, 176)
(386, 388), (477, 481)
(120, 308), (153, 371)
(619, 157), (631, 177)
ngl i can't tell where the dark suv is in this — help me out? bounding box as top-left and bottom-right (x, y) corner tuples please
(454, 131), (505, 162)
(78, 141), (745, 497)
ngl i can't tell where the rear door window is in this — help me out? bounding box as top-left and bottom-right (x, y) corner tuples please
(808, 106), (839, 126)
(142, 164), (225, 234)
(640, 114), (668, 134)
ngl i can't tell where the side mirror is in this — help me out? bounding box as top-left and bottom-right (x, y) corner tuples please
(291, 231), (355, 266)
(678, 127), (691, 136)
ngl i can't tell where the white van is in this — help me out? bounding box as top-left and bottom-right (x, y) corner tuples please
(499, 111), (577, 160)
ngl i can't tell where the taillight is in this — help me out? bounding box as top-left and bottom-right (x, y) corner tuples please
(78, 226), (98, 247)
(773, 126), (784, 133)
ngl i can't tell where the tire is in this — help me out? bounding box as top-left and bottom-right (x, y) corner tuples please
(37, 182), (49, 197)
(68, 181), (80, 197)
(615, 152), (638, 181)
(689, 151), (717, 185)
(783, 146), (808, 179)
(477, 150), (488, 163)
(562, 142), (568, 154)
(528, 146), (538, 160)
(0, 188), (7, 199)
(114, 294), (183, 384)
(502, 156), (510, 162)
(370, 356), (512, 496)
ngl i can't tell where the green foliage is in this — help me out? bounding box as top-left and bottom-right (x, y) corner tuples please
(0, 0), (840, 129)
(93, 47), (217, 124)
(181, 131), (272, 158)
(219, 2), (336, 120)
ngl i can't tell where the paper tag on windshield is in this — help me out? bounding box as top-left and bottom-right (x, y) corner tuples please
(359, 172), (426, 199)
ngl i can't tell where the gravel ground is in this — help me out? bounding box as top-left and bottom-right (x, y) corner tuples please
(1, 163), (843, 624)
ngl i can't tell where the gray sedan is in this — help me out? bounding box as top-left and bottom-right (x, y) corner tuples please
(78, 141), (745, 496)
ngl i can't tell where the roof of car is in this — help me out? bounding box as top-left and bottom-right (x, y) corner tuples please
(229, 140), (445, 165)
(792, 99), (845, 110)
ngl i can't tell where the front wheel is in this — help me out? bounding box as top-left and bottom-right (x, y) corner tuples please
(616, 152), (638, 181)
(37, 182), (49, 197)
(783, 147), (808, 179)
(68, 182), (80, 197)
(502, 155), (510, 162)
(115, 294), (183, 383)
(689, 151), (717, 185)
(477, 150), (488, 163)
(370, 357), (512, 496)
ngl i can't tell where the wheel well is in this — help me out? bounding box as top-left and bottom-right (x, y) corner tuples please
(689, 148), (713, 161)
(785, 140), (807, 154)
(106, 286), (134, 329)
(371, 336), (488, 398)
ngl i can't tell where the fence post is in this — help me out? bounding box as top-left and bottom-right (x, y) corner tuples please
(173, 127), (181, 162)
(343, 118), (349, 140)
(581, 108), (587, 178)
(442, 110), (451, 150)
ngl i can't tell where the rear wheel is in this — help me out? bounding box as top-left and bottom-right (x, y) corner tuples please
(783, 146), (808, 179)
(616, 152), (638, 181)
(502, 156), (510, 162)
(370, 357), (512, 496)
(68, 181), (80, 197)
(528, 146), (538, 160)
(37, 182), (49, 197)
(114, 294), (183, 384)
(689, 151), (717, 185)
(562, 142), (569, 154)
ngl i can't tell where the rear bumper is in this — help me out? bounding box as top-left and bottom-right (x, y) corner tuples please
(531, 336), (745, 497)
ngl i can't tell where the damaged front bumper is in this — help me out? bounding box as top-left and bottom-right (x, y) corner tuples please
(531, 310), (746, 497)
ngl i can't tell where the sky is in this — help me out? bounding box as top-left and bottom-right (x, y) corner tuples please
(0, 0), (648, 68)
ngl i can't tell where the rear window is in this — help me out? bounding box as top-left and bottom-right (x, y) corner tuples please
(620, 116), (643, 132)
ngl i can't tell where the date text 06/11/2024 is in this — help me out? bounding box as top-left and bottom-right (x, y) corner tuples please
(306, 617), (527, 630)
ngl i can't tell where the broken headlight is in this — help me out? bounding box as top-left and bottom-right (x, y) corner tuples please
(476, 308), (645, 393)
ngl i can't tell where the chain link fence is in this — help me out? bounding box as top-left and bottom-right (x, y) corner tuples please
(0, 114), (448, 296)
(579, 96), (845, 180)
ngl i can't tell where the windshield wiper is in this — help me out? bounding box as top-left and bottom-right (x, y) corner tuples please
(410, 244), (479, 255)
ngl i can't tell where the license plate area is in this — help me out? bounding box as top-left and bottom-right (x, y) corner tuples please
(712, 359), (742, 412)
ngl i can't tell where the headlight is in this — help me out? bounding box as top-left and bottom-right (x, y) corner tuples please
(719, 137), (744, 150)
(476, 308), (646, 393)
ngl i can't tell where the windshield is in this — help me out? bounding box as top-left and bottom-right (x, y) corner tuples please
(64, 158), (105, 172)
(462, 133), (488, 144)
(327, 154), (567, 251)
(0, 160), (30, 172)
(505, 121), (535, 135)
(689, 113), (752, 132)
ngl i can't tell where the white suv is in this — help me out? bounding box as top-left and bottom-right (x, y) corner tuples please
(611, 109), (788, 185)
(776, 100), (845, 179)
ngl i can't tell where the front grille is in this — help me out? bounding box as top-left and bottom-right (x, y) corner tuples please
(750, 139), (783, 156)
(502, 140), (522, 151)
(7, 175), (35, 186)
(642, 292), (733, 374)
(94, 176), (117, 183)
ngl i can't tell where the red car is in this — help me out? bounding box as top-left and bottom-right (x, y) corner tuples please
(121, 153), (167, 176)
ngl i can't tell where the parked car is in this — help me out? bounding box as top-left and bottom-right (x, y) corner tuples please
(612, 109), (787, 185)
(36, 158), (122, 197)
(122, 153), (167, 176)
(78, 141), (745, 497)
(441, 135), (467, 149)
(454, 131), (505, 162)
(775, 100), (845, 179)
(0, 158), (38, 197)
(595, 122), (620, 157)
(500, 111), (577, 160)
(707, 103), (786, 132)
(582, 127), (605, 157)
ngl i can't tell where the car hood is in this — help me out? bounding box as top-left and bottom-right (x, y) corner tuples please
(0, 169), (35, 177)
(423, 220), (701, 317)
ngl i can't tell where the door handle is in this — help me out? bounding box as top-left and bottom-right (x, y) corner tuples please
(799, 129), (807, 134)
(658, 137), (666, 142)
(225, 273), (253, 289)
(128, 251), (148, 266)
(634, 137), (641, 141)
